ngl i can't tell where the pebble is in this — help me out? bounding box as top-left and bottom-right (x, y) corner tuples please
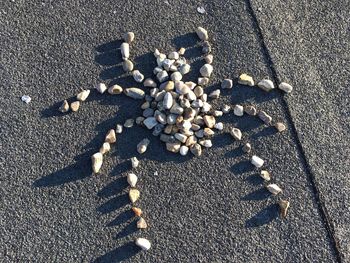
(221, 79), (233, 89)
(122, 59), (134, 72)
(144, 117), (158, 129)
(162, 58), (174, 70)
(108, 84), (123, 95)
(266, 184), (282, 195)
(242, 143), (251, 153)
(99, 142), (111, 155)
(279, 200), (290, 218)
(124, 119), (134, 128)
(275, 122), (286, 132)
(70, 101), (80, 112)
(124, 87), (145, 99)
(205, 54), (213, 64)
(132, 70), (145, 83)
(59, 100), (70, 113)
(278, 82), (293, 93)
(185, 135), (197, 146)
(144, 78), (157, 88)
(137, 217), (148, 229)
(143, 108), (154, 118)
(238, 73), (254, 86)
(230, 127), (242, 140)
(141, 101), (150, 110)
(129, 188), (140, 203)
(123, 32), (135, 43)
(174, 133), (187, 143)
(21, 95), (31, 103)
(199, 139), (212, 148)
(77, 89), (90, 102)
(131, 157), (139, 168)
(154, 49), (160, 57)
(137, 138), (150, 154)
(209, 89), (220, 99)
(171, 72), (182, 81)
(135, 238), (151, 251)
(244, 105), (257, 116)
(116, 124), (123, 134)
(257, 79), (275, 92)
(178, 47), (186, 56)
(168, 51), (179, 60)
(194, 86), (204, 97)
(222, 105), (231, 113)
(161, 81), (174, 92)
(127, 173), (138, 187)
(202, 41), (211, 53)
(163, 92), (174, 109)
(203, 115), (216, 128)
(180, 145), (189, 156)
(166, 142), (181, 153)
(233, 105), (244, 116)
(200, 64), (213, 77)
(190, 143), (202, 156)
(260, 170), (271, 181)
(91, 152), (103, 173)
(170, 103), (184, 114)
(153, 67), (163, 75)
(179, 64), (191, 75)
(150, 88), (159, 97)
(258, 111), (272, 125)
(195, 129), (204, 138)
(156, 70), (169, 82)
(197, 6), (206, 14)
(136, 116), (145, 125)
(160, 134), (175, 143)
(196, 26), (208, 41)
(132, 207), (142, 217)
(155, 90), (166, 101)
(96, 83), (107, 94)
(251, 155), (264, 168)
(105, 129), (116, 143)
(120, 42), (130, 60)
(214, 122), (224, 130)
(198, 77), (209, 86)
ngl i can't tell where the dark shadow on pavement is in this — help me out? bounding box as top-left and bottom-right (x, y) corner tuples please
(93, 241), (140, 263)
(241, 187), (271, 201)
(245, 204), (279, 228)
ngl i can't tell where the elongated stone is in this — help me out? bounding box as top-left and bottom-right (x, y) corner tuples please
(244, 105), (257, 116)
(279, 200), (290, 218)
(135, 238), (151, 251)
(196, 26), (208, 40)
(238, 73), (254, 86)
(132, 70), (144, 83)
(132, 207), (142, 217)
(257, 79), (275, 92)
(129, 188), (140, 203)
(163, 92), (173, 110)
(251, 155), (264, 168)
(242, 143), (251, 153)
(127, 173), (138, 187)
(124, 87), (145, 99)
(108, 85), (123, 95)
(137, 138), (150, 154)
(180, 145), (189, 156)
(266, 184), (282, 195)
(279, 82), (293, 93)
(122, 59), (134, 72)
(203, 115), (216, 128)
(77, 89), (90, 102)
(131, 157), (139, 168)
(166, 142), (181, 153)
(205, 54), (213, 64)
(275, 122), (286, 132)
(144, 78), (157, 88)
(91, 152), (103, 173)
(120, 42), (129, 60)
(258, 111), (272, 125)
(260, 170), (271, 181)
(209, 89), (220, 99)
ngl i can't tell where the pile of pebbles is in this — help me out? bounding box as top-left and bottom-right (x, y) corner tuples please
(59, 27), (294, 251)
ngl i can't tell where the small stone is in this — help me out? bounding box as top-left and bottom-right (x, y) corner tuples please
(258, 111), (272, 125)
(198, 77), (209, 86)
(124, 87), (145, 99)
(129, 188), (140, 203)
(222, 105), (231, 113)
(251, 155), (264, 168)
(124, 119), (134, 128)
(230, 127), (242, 140)
(178, 47), (186, 56)
(120, 42), (130, 60)
(209, 89), (220, 99)
(91, 152), (103, 173)
(99, 142), (111, 155)
(213, 110), (223, 117)
(144, 78), (157, 88)
(214, 122), (224, 130)
(127, 173), (138, 187)
(136, 116), (145, 125)
(59, 100), (69, 113)
(155, 90), (166, 101)
(203, 128), (215, 137)
(195, 129), (204, 138)
(185, 135), (197, 146)
(150, 88), (159, 97)
(203, 115), (216, 128)
(275, 122), (286, 132)
(122, 59), (134, 72)
(190, 143), (202, 156)
(123, 32), (135, 43)
(221, 79), (233, 89)
(174, 133), (187, 143)
(278, 82), (293, 93)
(244, 105), (257, 116)
(105, 129), (116, 143)
(168, 51), (179, 60)
(141, 101), (150, 110)
(131, 157), (139, 168)
(179, 64), (191, 75)
(279, 200), (290, 218)
(197, 6), (206, 14)
(202, 41), (212, 54)
(266, 184), (282, 195)
(166, 142), (181, 153)
(242, 143), (251, 153)
(167, 114), (177, 125)
(161, 81), (174, 92)
(200, 64), (213, 77)
(257, 79), (275, 92)
(137, 217), (148, 229)
(196, 26), (208, 41)
(132, 207), (142, 217)
(21, 95), (31, 103)
(96, 83), (107, 94)
(77, 90), (90, 102)
(160, 134), (175, 143)
(180, 145), (189, 156)
(199, 139), (212, 148)
(153, 67), (162, 75)
(171, 72), (182, 81)
(238, 73), (254, 86)
(116, 124), (123, 134)
(137, 138), (150, 154)
(154, 49), (160, 57)
(260, 170), (271, 181)
(170, 103), (184, 114)
(70, 101), (80, 112)
(205, 54), (213, 64)
(132, 70), (144, 83)
(144, 117), (158, 129)
(233, 105), (244, 116)
(157, 70), (169, 83)
(194, 86), (204, 97)
(108, 85), (123, 95)
(135, 238), (151, 251)
(163, 92), (174, 110)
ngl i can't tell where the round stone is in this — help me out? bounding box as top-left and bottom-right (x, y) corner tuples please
(199, 64), (213, 77)
(221, 79), (233, 89)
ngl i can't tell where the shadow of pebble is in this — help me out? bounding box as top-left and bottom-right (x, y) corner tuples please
(93, 241), (140, 263)
(245, 204), (279, 228)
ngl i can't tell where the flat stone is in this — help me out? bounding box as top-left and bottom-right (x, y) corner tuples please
(127, 173), (138, 187)
(166, 142), (181, 153)
(260, 170), (271, 181)
(129, 188), (140, 203)
(244, 105), (257, 116)
(96, 83), (107, 94)
(143, 108), (154, 118)
(123, 32), (135, 43)
(137, 138), (150, 154)
(203, 115), (216, 128)
(137, 217), (148, 229)
(124, 87), (145, 99)
(70, 101), (80, 112)
(230, 127), (242, 140)
(124, 119), (134, 128)
(233, 105), (244, 116)
(238, 73), (254, 86)
(135, 238), (151, 251)
(279, 82), (293, 93)
(105, 129), (116, 143)
(108, 85), (123, 95)
(251, 155), (264, 168)
(199, 64), (213, 77)
(91, 152), (103, 173)
(221, 79), (233, 89)
(144, 78), (157, 88)
(267, 184), (282, 195)
(59, 100), (69, 113)
(258, 111), (272, 125)
(174, 133), (187, 143)
(257, 79), (275, 92)
(275, 122), (286, 132)
(143, 117), (158, 129)
(76, 89), (90, 102)
(196, 26), (208, 41)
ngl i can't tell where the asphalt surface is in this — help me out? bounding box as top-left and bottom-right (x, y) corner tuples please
(0, 0), (347, 262)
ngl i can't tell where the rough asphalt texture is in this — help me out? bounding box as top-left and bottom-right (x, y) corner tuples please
(0, 0), (347, 262)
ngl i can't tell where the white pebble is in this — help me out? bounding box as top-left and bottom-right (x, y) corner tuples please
(21, 95), (31, 103)
(267, 184), (282, 195)
(214, 122), (224, 130)
(91, 152), (103, 173)
(156, 70), (169, 83)
(171, 72), (182, 81)
(199, 64), (213, 77)
(96, 83), (107, 94)
(257, 79), (275, 92)
(131, 157), (139, 168)
(168, 51), (179, 60)
(135, 238), (151, 251)
(279, 82), (293, 93)
(127, 173), (138, 187)
(251, 155), (264, 168)
(120, 42), (130, 60)
(132, 70), (144, 83)
(180, 145), (189, 156)
(77, 90), (90, 101)
(196, 26), (208, 41)
(163, 92), (174, 109)
(233, 105), (244, 116)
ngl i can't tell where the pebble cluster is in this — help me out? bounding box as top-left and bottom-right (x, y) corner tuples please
(57, 27), (294, 251)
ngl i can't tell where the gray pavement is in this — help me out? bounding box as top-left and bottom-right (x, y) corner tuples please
(0, 0), (347, 262)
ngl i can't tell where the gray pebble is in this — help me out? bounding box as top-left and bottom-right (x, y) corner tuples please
(200, 64), (213, 77)
(124, 87), (145, 99)
(157, 70), (169, 83)
(144, 117), (158, 129)
(135, 116), (145, 125)
(153, 124), (164, 136)
(278, 82), (293, 93)
(221, 79), (233, 89)
(244, 105), (257, 116)
(116, 124), (123, 134)
(222, 105), (231, 113)
(124, 119), (134, 128)
(132, 70), (144, 83)
(257, 79), (275, 92)
(198, 77), (209, 86)
(179, 64), (191, 75)
(137, 138), (150, 154)
(144, 78), (157, 88)
(205, 54), (213, 64)
(143, 108), (154, 118)
(258, 111), (272, 125)
(160, 134), (176, 143)
(242, 143), (251, 153)
(122, 59), (134, 72)
(196, 26), (208, 41)
(59, 100), (70, 113)
(190, 143), (202, 156)
(163, 92), (174, 109)
(171, 72), (182, 81)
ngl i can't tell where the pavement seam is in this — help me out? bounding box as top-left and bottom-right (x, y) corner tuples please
(244, 1), (343, 262)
